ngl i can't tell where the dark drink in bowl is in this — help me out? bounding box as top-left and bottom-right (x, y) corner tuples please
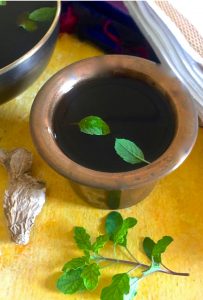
(0, 1), (59, 104)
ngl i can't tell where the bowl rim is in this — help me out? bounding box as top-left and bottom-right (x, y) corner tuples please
(30, 55), (198, 190)
(0, 0), (61, 74)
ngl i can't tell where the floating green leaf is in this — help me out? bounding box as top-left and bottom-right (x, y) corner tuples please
(74, 227), (92, 251)
(57, 268), (86, 294)
(18, 13), (38, 32)
(114, 138), (149, 165)
(124, 277), (139, 300)
(29, 7), (56, 22)
(79, 116), (110, 136)
(92, 235), (109, 254)
(62, 256), (87, 272)
(152, 236), (173, 263)
(101, 273), (130, 300)
(105, 211), (123, 238)
(81, 263), (100, 290)
(143, 237), (156, 260)
(0, 0), (6, 6)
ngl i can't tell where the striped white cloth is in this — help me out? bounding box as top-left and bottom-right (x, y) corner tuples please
(125, 1), (203, 121)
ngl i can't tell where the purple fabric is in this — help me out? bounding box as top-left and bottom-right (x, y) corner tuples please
(60, 1), (159, 62)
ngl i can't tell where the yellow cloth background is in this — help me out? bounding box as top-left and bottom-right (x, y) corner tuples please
(0, 34), (202, 300)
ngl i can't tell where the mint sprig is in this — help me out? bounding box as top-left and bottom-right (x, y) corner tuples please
(56, 211), (189, 299)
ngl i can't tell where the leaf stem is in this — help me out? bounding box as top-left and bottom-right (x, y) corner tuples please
(96, 255), (148, 268)
(100, 262), (117, 269)
(95, 255), (189, 277)
(125, 246), (139, 263)
(141, 158), (150, 164)
(127, 264), (142, 274)
(160, 263), (189, 277)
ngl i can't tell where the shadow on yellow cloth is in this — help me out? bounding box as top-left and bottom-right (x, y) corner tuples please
(0, 34), (202, 300)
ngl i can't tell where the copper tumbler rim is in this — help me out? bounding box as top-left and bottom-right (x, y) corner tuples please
(30, 55), (198, 190)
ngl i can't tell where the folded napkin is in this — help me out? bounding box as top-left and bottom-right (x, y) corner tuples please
(125, 1), (203, 121)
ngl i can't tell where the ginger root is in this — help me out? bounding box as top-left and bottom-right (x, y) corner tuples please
(0, 148), (46, 245)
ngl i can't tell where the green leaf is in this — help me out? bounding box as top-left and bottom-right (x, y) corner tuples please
(105, 212), (137, 247)
(114, 138), (149, 165)
(106, 190), (121, 209)
(124, 277), (139, 300)
(57, 268), (86, 294)
(79, 116), (110, 136)
(74, 227), (92, 251)
(101, 273), (130, 300)
(92, 234), (109, 254)
(123, 218), (137, 229)
(18, 13), (38, 32)
(143, 237), (156, 260)
(152, 236), (173, 263)
(0, 0), (6, 6)
(29, 7), (56, 22)
(62, 257), (87, 272)
(105, 211), (123, 237)
(113, 217), (137, 246)
(81, 263), (100, 290)
(84, 250), (90, 261)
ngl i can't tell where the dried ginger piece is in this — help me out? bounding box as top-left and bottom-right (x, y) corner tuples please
(0, 148), (46, 245)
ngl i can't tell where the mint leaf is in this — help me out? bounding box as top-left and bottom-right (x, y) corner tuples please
(79, 116), (110, 136)
(105, 212), (137, 247)
(29, 7), (56, 22)
(84, 250), (90, 261)
(101, 273), (130, 300)
(114, 138), (149, 165)
(105, 211), (123, 237)
(123, 218), (137, 229)
(0, 1), (6, 6)
(113, 217), (137, 247)
(18, 13), (38, 32)
(81, 263), (100, 290)
(62, 257), (87, 272)
(152, 236), (173, 263)
(124, 277), (139, 300)
(57, 268), (86, 294)
(143, 237), (156, 260)
(92, 234), (109, 254)
(74, 227), (92, 251)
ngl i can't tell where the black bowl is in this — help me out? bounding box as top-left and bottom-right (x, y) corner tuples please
(0, 1), (60, 104)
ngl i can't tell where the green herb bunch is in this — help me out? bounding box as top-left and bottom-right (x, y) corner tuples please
(56, 211), (189, 299)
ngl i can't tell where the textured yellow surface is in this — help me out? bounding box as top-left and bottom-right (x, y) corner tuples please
(0, 34), (203, 300)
